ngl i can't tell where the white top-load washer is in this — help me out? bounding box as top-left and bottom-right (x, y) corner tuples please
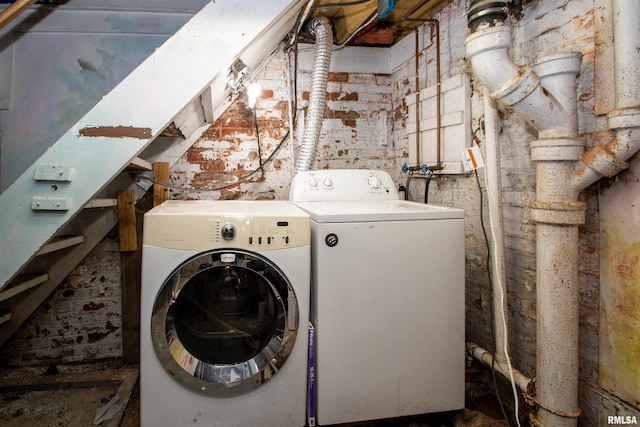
(290, 169), (465, 425)
(141, 200), (310, 427)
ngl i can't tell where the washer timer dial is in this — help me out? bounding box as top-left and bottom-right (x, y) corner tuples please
(367, 175), (382, 189)
(221, 224), (236, 241)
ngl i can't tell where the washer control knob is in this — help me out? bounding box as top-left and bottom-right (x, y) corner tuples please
(309, 179), (318, 188)
(323, 179), (333, 187)
(368, 175), (382, 189)
(221, 224), (236, 241)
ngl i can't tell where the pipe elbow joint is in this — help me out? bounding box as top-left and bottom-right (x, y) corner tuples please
(581, 145), (629, 179)
(467, 27), (580, 134)
(466, 25), (520, 94)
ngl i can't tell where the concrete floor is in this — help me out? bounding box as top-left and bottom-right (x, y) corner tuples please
(0, 362), (137, 427)
(0, 363), (508, 427)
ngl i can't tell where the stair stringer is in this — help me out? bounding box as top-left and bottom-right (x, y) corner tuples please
(0, 0), (307, 290)
(0, 124), (209, 346)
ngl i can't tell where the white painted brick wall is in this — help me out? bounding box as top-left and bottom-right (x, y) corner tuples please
(5, 1), (638, 425)
(2, 235), (122, 366)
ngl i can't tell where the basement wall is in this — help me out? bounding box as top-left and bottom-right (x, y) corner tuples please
(391, 0), (637, 424)
(1, 0), (638, 425)
(170, 49), (396, 199)
(1, 230), (122, 364)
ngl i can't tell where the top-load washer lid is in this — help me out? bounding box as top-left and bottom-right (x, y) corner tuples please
(293, 199), (464, 222)
(290, 169), (463, 222)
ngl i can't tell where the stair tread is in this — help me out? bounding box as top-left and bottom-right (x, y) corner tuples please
(0, 312), (11, 326)
(0, 273), (48, 302)
(84, 198), (118, 209)
(125, 157), (152, 172)
(37, 235), (85, 256)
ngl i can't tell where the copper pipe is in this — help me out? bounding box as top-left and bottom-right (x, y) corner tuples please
(404, 18), (442, 169)
(414, 27), (421, 164)
(429, 19), (442, 168)
(391, 0), (443, 170)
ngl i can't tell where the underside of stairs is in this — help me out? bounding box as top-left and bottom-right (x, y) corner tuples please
(0, 0), (307, 347)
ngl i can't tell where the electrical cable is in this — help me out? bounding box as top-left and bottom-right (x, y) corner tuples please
(133, 131), (290, 192)
(424, 171), (433, 203)
(333, 12), (377, 50)
(484, 154), (523, 427)
(132, 8), (309, 194)
(311, 0), (372, 8)
(404, 172), (413, 200)
(253, 105), (264, 170)
(133, 84), (291, 193)
(473, 127), (511, 427)
(476, 169), (512, 427)
(474, 122), (523, 427)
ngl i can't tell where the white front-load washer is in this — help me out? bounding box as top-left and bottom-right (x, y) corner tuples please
(290, 169), (465, 425)
(140, 200), (310, 427)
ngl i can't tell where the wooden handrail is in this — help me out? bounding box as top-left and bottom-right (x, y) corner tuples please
(0, 0), (38, 31)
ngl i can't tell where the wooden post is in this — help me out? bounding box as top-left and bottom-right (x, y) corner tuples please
(120, 207), (144, 365)
(153, 162), (170, 207)
(118, 190), (137, 252)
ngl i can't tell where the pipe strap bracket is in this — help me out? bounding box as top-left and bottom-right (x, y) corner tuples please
(529, 396), (582, 419)
(530, 200), (586, 225)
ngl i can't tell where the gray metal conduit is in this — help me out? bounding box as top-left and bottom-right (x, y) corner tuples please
(295, 16), (333, 174)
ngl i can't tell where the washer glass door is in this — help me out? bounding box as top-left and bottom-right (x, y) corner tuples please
(151, 249), (299, 396)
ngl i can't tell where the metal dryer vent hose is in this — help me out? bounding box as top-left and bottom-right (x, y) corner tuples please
(295, 16), (333, 174)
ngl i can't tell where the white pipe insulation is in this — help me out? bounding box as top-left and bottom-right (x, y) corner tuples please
(465, 0), (640, 426)
(482, 87), (508, 365)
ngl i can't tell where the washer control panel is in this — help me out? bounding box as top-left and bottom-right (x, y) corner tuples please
(143, 200), (310, 251)
(212, 217), (302, 249)
(289, 169), (399, 202)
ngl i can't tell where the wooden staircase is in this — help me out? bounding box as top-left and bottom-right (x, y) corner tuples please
(0, 0), (306, 346)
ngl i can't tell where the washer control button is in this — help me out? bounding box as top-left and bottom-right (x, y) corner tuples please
(221, 224), (236, 241)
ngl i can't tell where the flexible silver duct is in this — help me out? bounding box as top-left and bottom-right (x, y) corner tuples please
(295, 16), (332, 174)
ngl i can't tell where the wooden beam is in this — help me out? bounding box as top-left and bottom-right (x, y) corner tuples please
(153, 162), (170, 207)
(328, 1), (376, 45)
(121, 207), (145, 365)
(118, 190), (137, 252)
(0, 0), (37, 31)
